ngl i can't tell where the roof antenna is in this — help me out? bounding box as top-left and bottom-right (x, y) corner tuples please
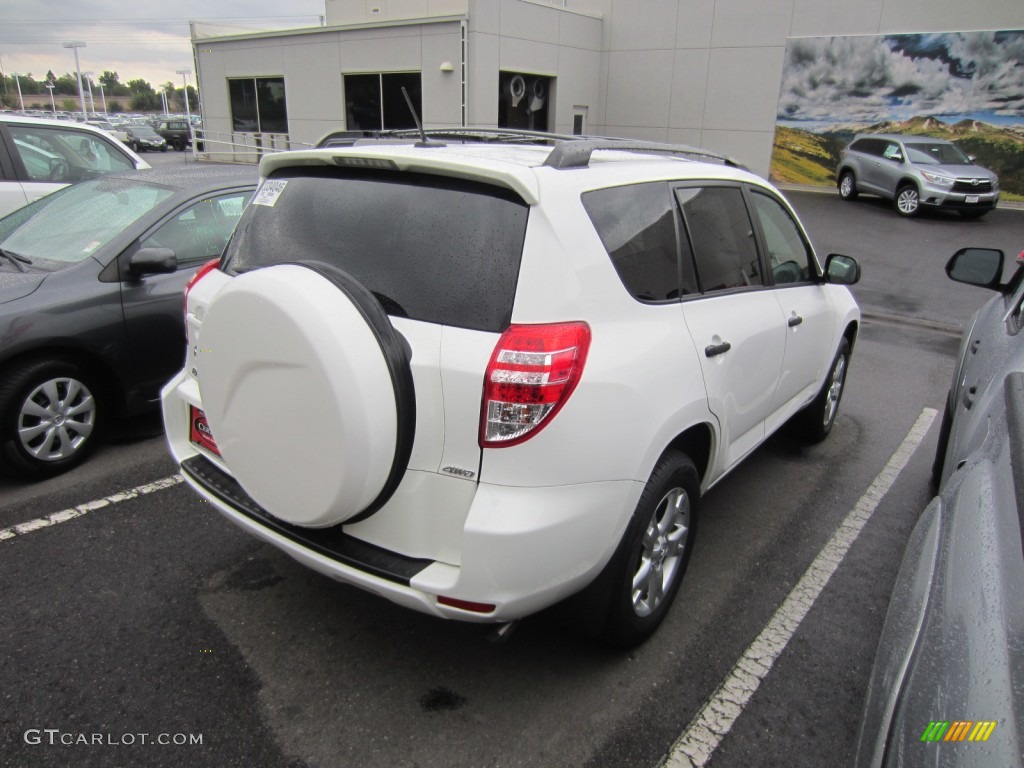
(401, 86), (444, 147)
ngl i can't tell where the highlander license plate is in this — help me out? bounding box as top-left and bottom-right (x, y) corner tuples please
(965, 195), (980, 204)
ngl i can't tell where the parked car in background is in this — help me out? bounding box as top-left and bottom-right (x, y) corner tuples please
(85, 119), (129, 144)
(836, 134), (1000, 219)
(117, 123), (168, 153)
(855, 246), (1023, 767)
(0, 115), (149, 218)
(162, 132), (861, 647)
(155, 119), (192, 151)
(0, 165), (257, 479)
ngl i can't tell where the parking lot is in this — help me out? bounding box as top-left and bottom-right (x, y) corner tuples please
(1, 155), (1022, 767)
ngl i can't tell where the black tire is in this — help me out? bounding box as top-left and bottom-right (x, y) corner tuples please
(0, 359), (102, 480)
(894, 184), (921, 217)
(175, 139), (185, 151)
(838, 171), (858, 200)
(160, 145), (168, 153)
(957, 209), (988, 220)
(598, 451), (700, 648)
(791, 338), (850, 443)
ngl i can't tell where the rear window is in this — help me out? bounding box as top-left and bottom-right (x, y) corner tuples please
(222, 167), (529, 332)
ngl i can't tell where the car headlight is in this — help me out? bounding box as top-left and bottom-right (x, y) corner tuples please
(921, 170), (955, 187)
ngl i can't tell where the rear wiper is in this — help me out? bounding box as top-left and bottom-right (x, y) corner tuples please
(0, 248), (32, 273)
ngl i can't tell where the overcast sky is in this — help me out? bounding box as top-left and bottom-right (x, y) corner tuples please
(1, 1), (325, 91)
(777, 30), (1024, 128)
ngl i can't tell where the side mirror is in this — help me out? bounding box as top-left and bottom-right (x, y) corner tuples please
(824, 253), (860, 285)
(129, 246), (177, 276)
(946, 247), (1004, 291)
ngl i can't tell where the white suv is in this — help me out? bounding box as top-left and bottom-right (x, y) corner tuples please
(162, 133), (861, 646)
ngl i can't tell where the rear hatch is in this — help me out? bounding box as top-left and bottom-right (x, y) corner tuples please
(197, 164), (530, 523)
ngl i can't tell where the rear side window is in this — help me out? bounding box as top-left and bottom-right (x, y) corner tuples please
(676, 186), (761, 292)
(222, 168), (528, 333)
(582, 182), (697, 301)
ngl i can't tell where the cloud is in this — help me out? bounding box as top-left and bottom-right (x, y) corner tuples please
(778, 30), (1024, 124)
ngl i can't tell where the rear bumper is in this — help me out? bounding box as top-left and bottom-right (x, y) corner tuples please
(162, 370), (641, 623)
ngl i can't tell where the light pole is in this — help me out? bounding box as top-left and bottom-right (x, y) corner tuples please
(62, 41), (88, 120)
(175, 68), (192, 121)
(12, 72), (24, 111)
(45, 82), (55, 112)
(97, 82), (106, 113)
(82, 71), (95, 115)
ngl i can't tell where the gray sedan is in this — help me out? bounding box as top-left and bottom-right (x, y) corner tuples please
(0, 165), (257, 479)
(855, 247), (1023, 766)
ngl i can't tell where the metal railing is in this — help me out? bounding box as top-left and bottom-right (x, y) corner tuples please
(189, 128), (311, 163)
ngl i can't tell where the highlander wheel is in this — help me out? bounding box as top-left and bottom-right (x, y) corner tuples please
(599, 451), (699, 648)
(895, 185), (921, 217)
(0, 359), (100, 479)
(197, 262), (415, 527)
(838, 171), (858, 200)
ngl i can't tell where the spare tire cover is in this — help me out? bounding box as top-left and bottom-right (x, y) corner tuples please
(198, 262), (410, 527)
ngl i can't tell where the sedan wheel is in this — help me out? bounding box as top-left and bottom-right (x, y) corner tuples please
(0, 359), (101, 478)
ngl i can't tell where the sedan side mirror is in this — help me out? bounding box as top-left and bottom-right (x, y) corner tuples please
(129, 246), (178, 277)
(824, 253), (860, 285)
(946, 247), (1004, 291)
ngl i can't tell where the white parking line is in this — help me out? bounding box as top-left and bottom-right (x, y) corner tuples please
(0, 474), (184, 542)
(661, 407), (938, 768)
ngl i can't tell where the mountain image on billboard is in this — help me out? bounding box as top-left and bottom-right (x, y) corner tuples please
(770, 31), (1024, 200)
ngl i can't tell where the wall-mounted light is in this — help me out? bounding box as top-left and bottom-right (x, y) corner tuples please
(439, 61), (455, 73)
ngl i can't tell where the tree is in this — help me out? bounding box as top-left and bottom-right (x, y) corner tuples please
(99, 71), (119, 88)
(53, 74), (79, 95)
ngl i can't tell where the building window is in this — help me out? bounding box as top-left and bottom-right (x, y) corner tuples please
(228, 77), (288, 133)
(498, 72), (551, 131)
(344, 73), (422, 131)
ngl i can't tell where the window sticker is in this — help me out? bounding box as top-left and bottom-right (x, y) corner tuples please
(252, 179), (288, 207)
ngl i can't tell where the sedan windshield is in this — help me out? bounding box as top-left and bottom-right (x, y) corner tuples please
(905, 142), (972, 166)
(0, 178), (174, 266)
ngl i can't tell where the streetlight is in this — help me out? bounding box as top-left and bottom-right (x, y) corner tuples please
(82, 71), (95, 115)
(62, 40), (88, 120)
(97, 82), (106, 114)
(44, 82), (55, 113)
(176, 68), (192, 125)
(12, 72), (24, 111)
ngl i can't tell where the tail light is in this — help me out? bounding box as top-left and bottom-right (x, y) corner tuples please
(183, 258), (221, 321)
(480, 322), (591, 448)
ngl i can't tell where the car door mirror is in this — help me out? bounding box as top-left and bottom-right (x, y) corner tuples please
(946, 248), (1004, 291)
(824, 253), (860, 285)
(129, 246), (178, 276)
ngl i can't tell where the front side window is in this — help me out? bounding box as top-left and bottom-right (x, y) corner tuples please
(141, 190), (254, 265)
(749, 191), (813, 284)
(676, 186), (761, 293)
(228, 77), (288, 133)
(344, 73), (422, 131)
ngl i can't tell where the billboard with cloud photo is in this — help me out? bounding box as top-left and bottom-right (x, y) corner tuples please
(769, 30), (1024, 200)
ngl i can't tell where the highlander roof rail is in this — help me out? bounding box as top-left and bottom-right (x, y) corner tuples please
(542, 139), (748, 171)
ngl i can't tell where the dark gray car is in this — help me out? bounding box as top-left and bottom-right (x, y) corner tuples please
(0, 165), (257, 479)
(836, 134), (1000, 219)
(855, 247), (1023, 766)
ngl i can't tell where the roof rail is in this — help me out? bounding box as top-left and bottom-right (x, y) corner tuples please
(542, 139), (748, 170)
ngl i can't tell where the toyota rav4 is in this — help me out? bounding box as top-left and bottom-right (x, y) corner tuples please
(162, 132), (861, 646)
